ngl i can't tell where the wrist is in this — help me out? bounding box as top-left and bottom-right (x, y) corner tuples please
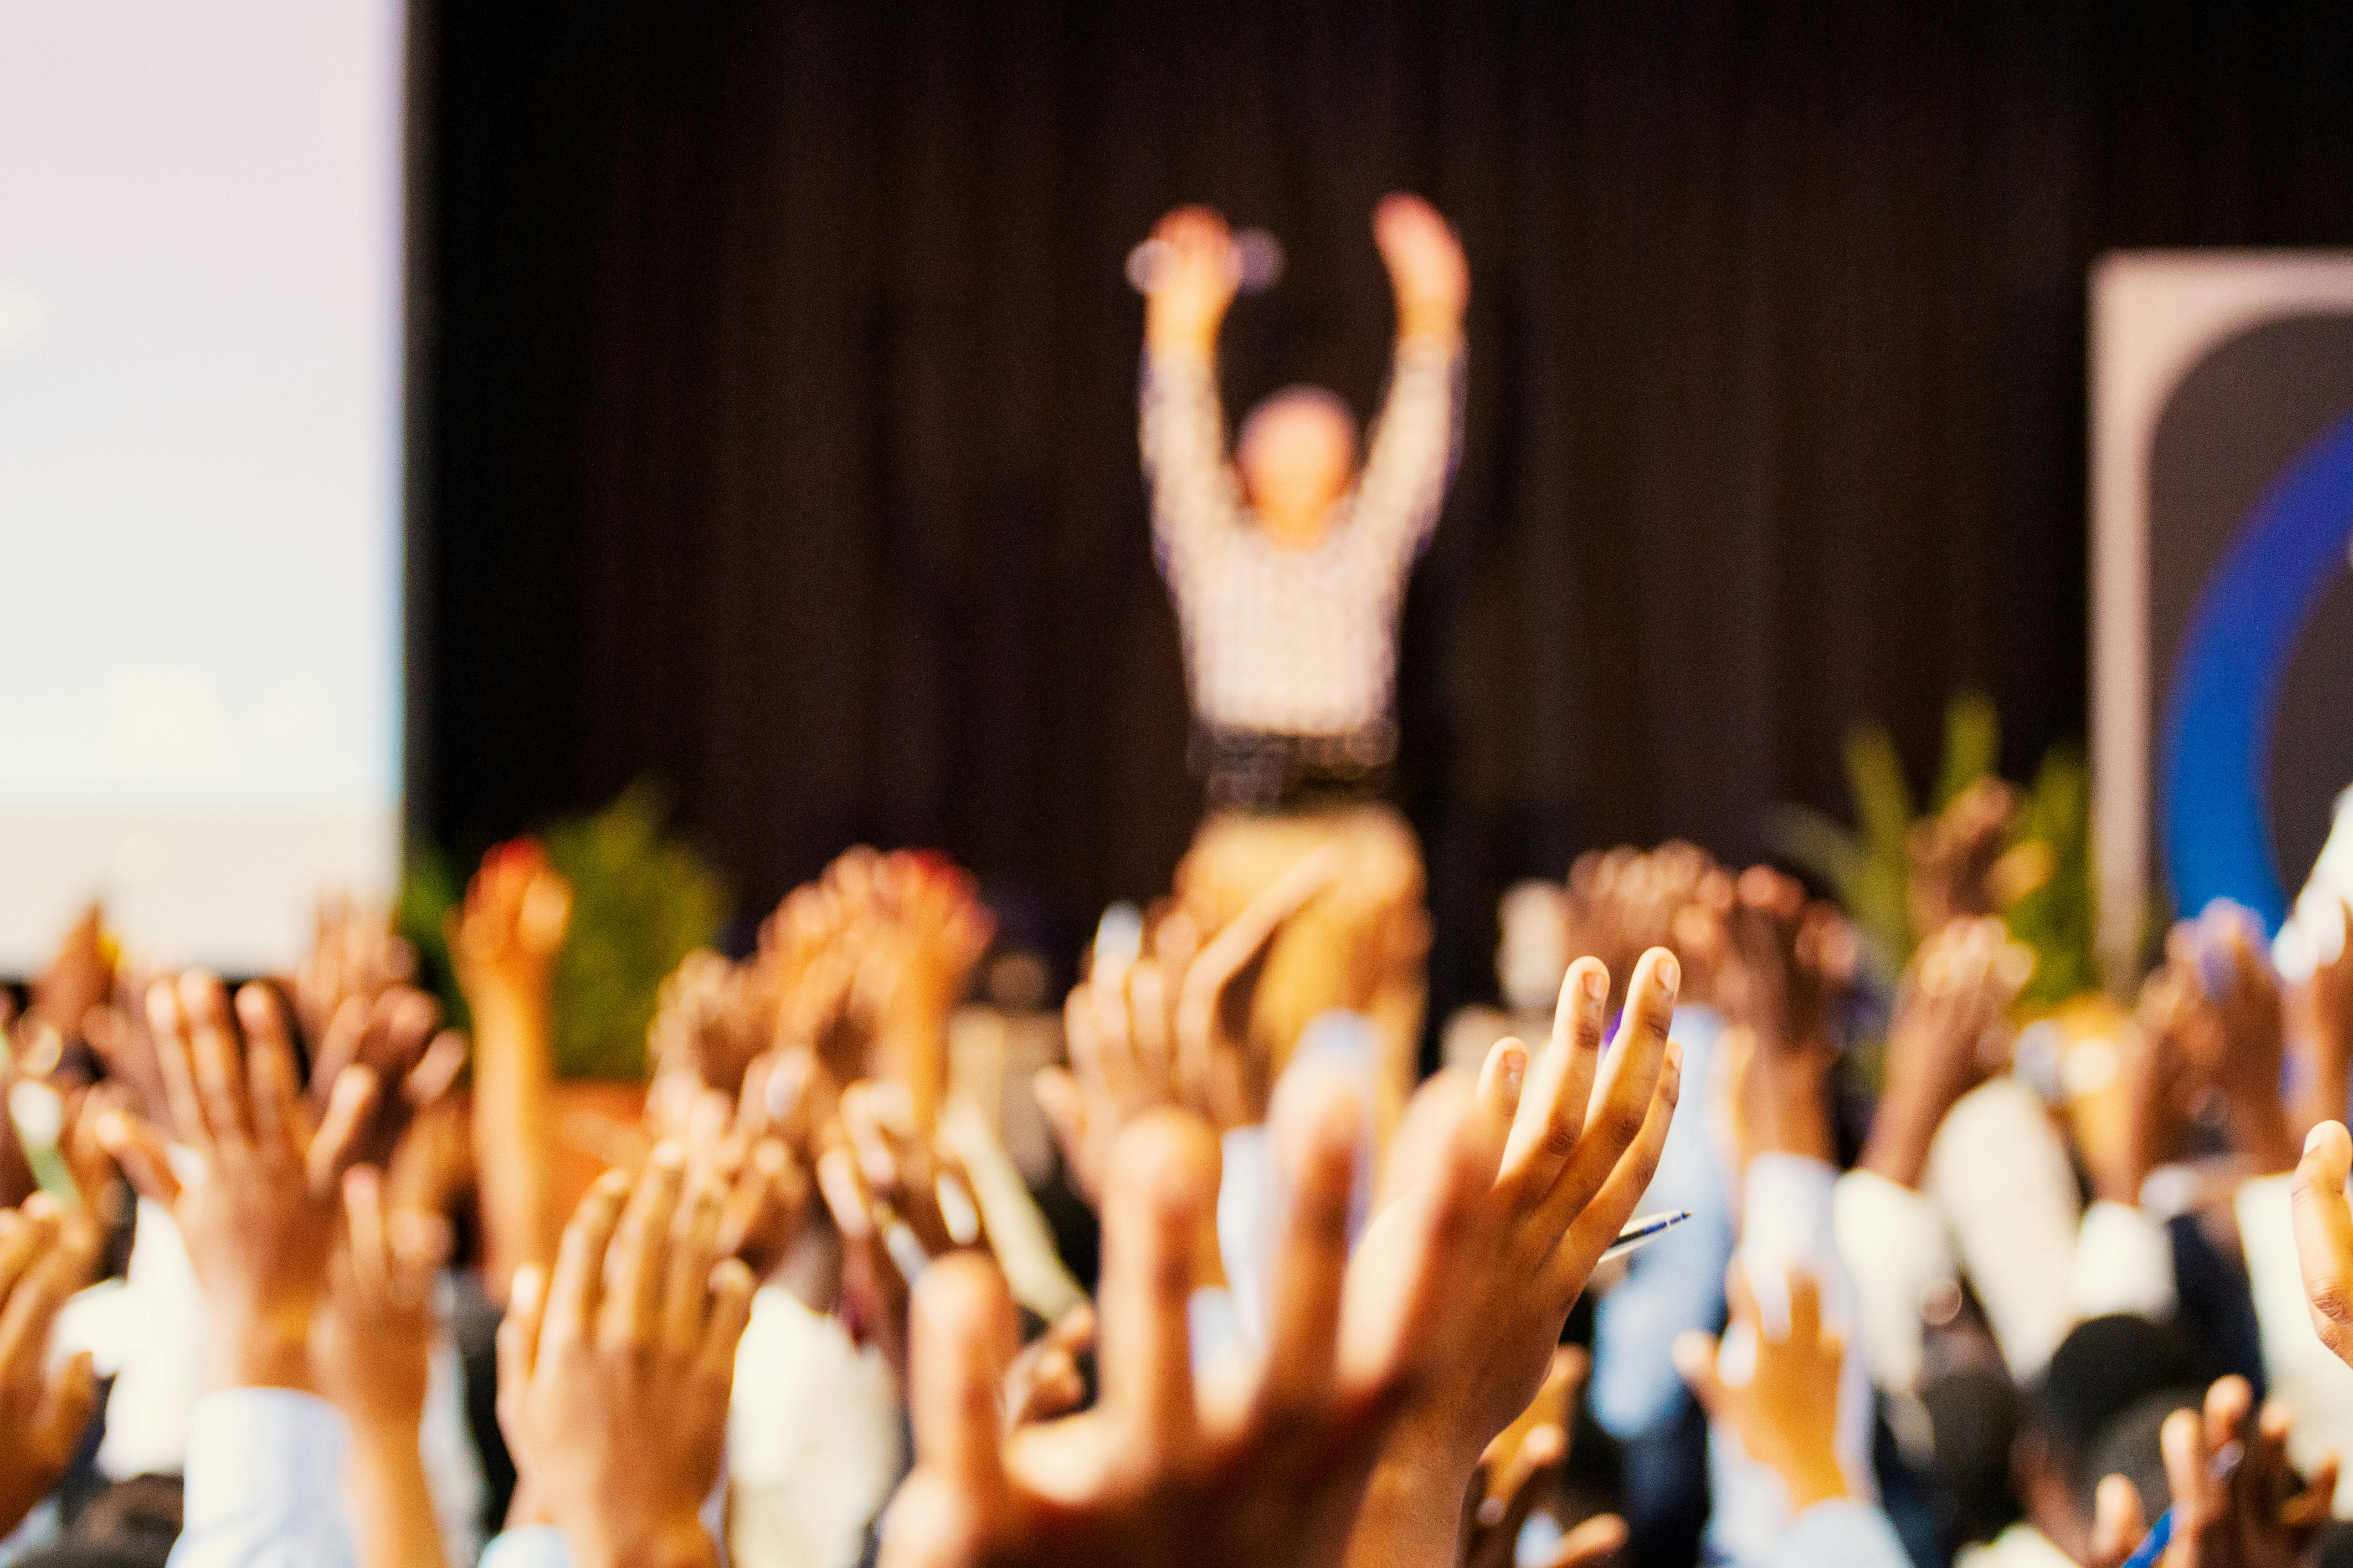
(1349, 1445), (1481, 1568)
(2230, 1098), (2302, 1175)
(1859, 1095), (1941, 1189)
(206, 1305), (318, 1393)
(1773, 1443), (1851, 1514)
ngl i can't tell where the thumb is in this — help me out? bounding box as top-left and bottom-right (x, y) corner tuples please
(1672, 1329), (1725, 1419)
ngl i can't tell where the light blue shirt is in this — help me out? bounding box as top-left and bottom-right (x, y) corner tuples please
(167, 1389), (356, 1568)
(1761, 1500), (1911, 1568)
(1590, 1003), (1736, 1438)
(481, 1527), (576, 1568)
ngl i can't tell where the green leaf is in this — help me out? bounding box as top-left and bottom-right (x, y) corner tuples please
(1935, 690), (2001, 812)
(541, 784), (731, 1080)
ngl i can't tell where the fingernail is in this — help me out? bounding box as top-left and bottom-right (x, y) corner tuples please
(1582, 968), (1607, 1003)
(2308, 1123), (2332, 1156)
(1500, 1045), (1527, 1100)
(1656, 953), (1680, 993)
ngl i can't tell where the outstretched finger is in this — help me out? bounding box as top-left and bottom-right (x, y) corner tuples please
(1549, 1040), (1682, 1289)
(542, 1168), (630, 1356)
(1096, 1110), (1213, 1461)
(1545, 951), (1677, 1225)
(146, 979), (209, 1151)
(235, 984), (307, 1163)
(598, 1144), (686, 1353)
(495, 1262), (548, 1434)
(306, 1066), (380, 1197)
(1502, 957), (1609, 1191)
(1260, 1065), (1362, 1420)
(180, 973), (253, 1155)
(2293, 1122), (2353, 1363)
(906, 1252), (1017, 1517)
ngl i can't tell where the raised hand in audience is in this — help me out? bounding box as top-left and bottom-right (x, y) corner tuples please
(98, 974), (376, 1390)
(1674, 1265), (1850, 1515)
(1558, 841), (1719, 1015)
(2164, 907), (2299, 1175)
(819, 1080), (987, 1382)
(2084, 1375), (2334, 1568)
(1346, 950), (1682, 1568)
(20, 902), (112, 1068)
(1697, 868), (1850, 1168)
(2099, 960), (2214, 1206)
(304, 982), (463, 1175)
(1454, 1348), (1625, 1568)
(0, 1195), (100, 1539)
(1038, 847), (1343, 1204)
(880, 1052), (1501, 1568)
(451, 838), (572, 1296)
(1906, 776), (2023, 938)
(497, 1147), (754, 1568)
(294, 892), (420, 1050)
(314, 1166), (454, 1568)
(1860, 916), (2031, 1189)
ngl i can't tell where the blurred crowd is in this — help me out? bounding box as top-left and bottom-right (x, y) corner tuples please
(3, 783), (2353, 1568)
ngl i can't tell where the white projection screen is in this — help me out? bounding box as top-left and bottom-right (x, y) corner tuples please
(0, 0), (407, 972)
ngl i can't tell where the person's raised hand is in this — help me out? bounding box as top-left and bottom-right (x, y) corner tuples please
(1906, 776), (2025, 939)
(496, 1147), (755, 1568)
(818, 1080), (988, 1384)
(1861, 916), (2033, 1189)
(1038, 849), (1344, 1205)
(1372, 193), (1468, 344)
(1673, 1265), (1850, 1516)
(0, 1195), (101, 1540)
(1344, 951), (1681, 1568)
(313, 1165), (451, 1436)
(294, 892), (420, 1051)
(658, 1051), (814, 1284)
(647, 950), (775, 1130)
(448, 838), (573, 1024)
(2085, 1376), (2333, 1568)
(1143, 205), (1241, 355)
(306, 984), (464, 1174)
(2169, 908), (2299, 1175)
(880, 1058), (1501, 1568)
(96, 974), (378, 1391)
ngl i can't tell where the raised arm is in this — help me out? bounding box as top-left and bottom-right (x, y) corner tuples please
(1351, 194), (1467, 572)
(1140, 206), (1244, 573)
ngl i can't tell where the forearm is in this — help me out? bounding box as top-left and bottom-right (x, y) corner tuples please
(2230, 1094), (2303, 1177)
(1352, 338), (1462, 564)
(472, 990), (558, 1299)
(1857, 1084), (1947, 1190)
(347, 1422), (452, 1568)
(1344, 1446), (1476, 1568)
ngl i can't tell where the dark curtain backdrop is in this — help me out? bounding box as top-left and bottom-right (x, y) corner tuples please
(413, 0), (2353, 1028)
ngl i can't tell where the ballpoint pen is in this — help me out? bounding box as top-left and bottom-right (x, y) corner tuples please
(1598, 1209), (1692, 1265)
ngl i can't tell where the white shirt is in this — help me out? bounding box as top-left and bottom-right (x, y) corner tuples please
(1140, 338), (1463, 738)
